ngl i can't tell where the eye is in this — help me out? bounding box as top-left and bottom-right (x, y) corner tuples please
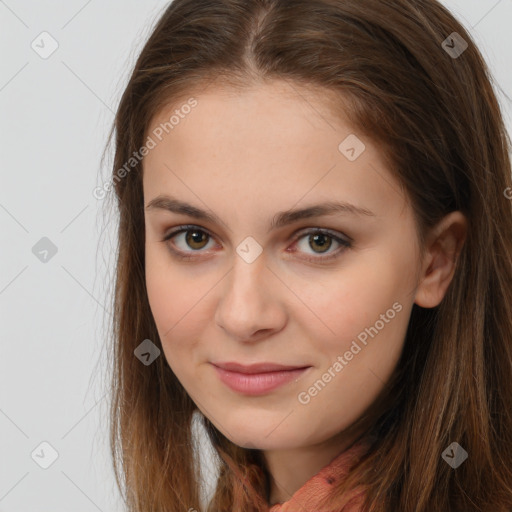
(161, 225), (352, 262)
(161, 225), (217, 260)
(290, 229), (352, 262)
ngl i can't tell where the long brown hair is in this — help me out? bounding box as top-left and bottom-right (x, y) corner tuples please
(103, 0), (512, 510)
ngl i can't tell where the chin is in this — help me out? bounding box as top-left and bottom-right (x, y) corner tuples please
(217, 421), (306, 451)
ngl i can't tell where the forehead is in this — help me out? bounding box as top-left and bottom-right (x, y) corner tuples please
(144, 80), (366, 177)
(146, 80), (346, 150)
(141, 80), (405, 223)
(146, 78), (346, 129)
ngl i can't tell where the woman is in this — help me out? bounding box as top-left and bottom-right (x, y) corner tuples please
(104, 0), (512, 510)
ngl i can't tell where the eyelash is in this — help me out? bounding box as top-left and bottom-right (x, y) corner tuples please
(161, 224), (352, 263)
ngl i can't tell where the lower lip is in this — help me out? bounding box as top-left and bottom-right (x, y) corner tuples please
(212, 365), (311, 395)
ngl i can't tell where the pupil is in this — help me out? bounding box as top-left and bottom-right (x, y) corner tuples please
(187, 230), (207, 249)
(310, 233), (331, 253)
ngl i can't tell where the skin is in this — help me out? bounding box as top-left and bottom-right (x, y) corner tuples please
(142, 79), (467, 505)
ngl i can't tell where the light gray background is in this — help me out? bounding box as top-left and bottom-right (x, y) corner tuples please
(1, 1), (511, 510)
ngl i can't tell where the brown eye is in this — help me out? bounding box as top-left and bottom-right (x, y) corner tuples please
(184, 229), (209, 250)
(292, 229), (352, 262)
(162, 225), (352, 263)
(162, 226), (216, 257)
(307, 233), (333, 254)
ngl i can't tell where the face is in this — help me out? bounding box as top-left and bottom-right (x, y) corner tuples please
(143, 80), (422, 452)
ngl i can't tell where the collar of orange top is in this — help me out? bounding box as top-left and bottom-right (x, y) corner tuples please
(267, 438), (370, 512)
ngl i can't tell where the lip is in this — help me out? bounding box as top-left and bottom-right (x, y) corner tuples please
(211, 361), (310, 374)
(210, 362), (311, 395)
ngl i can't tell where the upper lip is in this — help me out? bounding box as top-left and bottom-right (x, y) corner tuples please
(211, 361), (310, 374)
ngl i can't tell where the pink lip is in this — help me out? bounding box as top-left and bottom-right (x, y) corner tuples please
(210, 362), (311, 395)
(211, 361), (309, 373)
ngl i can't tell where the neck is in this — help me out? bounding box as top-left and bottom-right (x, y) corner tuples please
(263, 430), (363, 506)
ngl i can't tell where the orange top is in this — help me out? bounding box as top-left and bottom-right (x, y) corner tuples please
(267, 439), (369, 512)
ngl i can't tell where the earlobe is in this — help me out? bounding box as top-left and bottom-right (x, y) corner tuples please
(414, 211), (468, 309)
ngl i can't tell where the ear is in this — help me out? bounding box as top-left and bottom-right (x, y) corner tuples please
(414, 211), (468, 308)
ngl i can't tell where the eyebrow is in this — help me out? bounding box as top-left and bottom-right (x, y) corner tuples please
(145, 194), (375, 231)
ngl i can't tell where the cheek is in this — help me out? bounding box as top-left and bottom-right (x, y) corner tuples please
(146, 248), (188, 354)
(290, 248), (415, 419)
(145, 247), (216, 377)
(292, 267), (411, 438)
(146, 248), (177, 330)
(295, 257), (413, 350)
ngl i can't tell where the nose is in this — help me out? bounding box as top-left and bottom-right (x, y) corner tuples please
(214, 252), (287, 343)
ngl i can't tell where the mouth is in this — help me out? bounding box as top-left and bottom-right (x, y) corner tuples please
(210, 361), (312, 395)
(211, 361), (311, 374)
